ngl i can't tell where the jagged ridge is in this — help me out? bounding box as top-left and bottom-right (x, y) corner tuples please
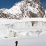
(0, 0), (45, 19)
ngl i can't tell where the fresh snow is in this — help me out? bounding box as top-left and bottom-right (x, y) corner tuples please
(0, 18), (46, 24)
(8, 6), (22, 15)
(0, 36), (46, 46)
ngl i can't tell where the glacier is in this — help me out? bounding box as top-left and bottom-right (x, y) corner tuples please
(0, 20), (46, 39)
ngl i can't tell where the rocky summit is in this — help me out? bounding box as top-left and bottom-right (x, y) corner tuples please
(0, 0), (45, 19)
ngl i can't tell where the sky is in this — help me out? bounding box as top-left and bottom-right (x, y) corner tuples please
(0, 0), (46, 9)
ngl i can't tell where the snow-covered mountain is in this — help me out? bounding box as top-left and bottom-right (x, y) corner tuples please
(0, 0), (46, 39)
(0, 0), (45, 19)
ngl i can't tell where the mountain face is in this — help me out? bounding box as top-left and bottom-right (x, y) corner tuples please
(0, 0), (45, 19)
(44, 10), (46, 17)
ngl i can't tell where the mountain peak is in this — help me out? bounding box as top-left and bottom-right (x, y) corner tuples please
(0, 0), (45, 19)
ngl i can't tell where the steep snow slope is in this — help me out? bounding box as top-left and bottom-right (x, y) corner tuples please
(0, 0), (45, 19)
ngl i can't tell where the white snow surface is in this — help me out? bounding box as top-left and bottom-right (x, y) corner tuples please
(0, 36), (46, 46)
(0, 19), (46, 38)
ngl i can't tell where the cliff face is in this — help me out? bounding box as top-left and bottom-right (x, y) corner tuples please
(0, 0), (45, 19)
